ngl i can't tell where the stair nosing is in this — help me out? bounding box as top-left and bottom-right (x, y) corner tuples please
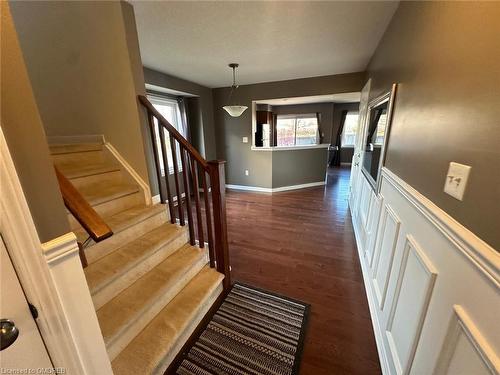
(88, 226), (188, 295)
(74, 204), (168, 244)
(61, 164), (121, 180)
(85, 184), (140, 207)
(100, 246), (208, 350)
(110, 266), (224, 374)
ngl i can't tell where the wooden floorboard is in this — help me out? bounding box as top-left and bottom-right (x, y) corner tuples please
(224, 167), (381, 375)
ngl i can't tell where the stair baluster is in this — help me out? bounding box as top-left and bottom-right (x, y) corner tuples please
(180, 147), (195, 245)
(139, 95), (231, 289)
(158, 126), (176, 223)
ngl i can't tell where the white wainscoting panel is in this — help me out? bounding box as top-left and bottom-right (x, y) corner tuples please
(385, 236), (437, 375)
(434, 305), (499, 375)
(372, 204), (401, 309)
(350, 167), (499, 375)
(365, 194), (383, 265)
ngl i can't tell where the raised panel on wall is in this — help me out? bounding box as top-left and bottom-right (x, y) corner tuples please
(434, 305), (499, 375)
(385, 236), (437, 375)
(365, 194), (383, 266)
(372, 204), (401, 309)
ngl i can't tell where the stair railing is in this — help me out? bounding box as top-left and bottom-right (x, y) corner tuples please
(54, 166), (113, 267)
(138, 95), (230, 290)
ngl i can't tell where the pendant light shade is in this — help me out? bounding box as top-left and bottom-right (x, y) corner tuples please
(223, 105), (248, 117)
(223, 63), (247, 117)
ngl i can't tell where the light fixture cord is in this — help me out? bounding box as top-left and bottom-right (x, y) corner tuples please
(226, 65), (238, 105)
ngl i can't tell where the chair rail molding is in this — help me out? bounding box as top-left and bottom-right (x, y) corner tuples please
(0, 127), (113, 375)
(350, 165), (499, 375)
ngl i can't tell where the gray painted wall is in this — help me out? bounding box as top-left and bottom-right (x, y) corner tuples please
(367, 1), (500, 249)
(213, 72), (365, 187)
(1, 2), (69, 242)
(272, 149), (328, 188)
(10, 1), (151, 189)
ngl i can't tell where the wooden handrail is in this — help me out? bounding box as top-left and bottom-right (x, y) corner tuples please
(139, 95), (231, 290)
(138, 95), (208, 169)
(54, 166), (113, 243)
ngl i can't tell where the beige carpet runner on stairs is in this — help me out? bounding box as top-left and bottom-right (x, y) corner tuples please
(51, 141), (224, 375)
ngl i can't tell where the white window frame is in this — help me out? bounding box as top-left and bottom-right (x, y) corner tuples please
(147, 94), (186, 175)
(276, 113), (319, 147)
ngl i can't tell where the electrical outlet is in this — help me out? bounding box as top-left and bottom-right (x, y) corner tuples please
(242, 137), (248, 143)
(245, 169), (249, 176)
(443, 162), (471, 201)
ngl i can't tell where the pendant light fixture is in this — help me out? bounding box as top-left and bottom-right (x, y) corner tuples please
(223, 63), (248, 117)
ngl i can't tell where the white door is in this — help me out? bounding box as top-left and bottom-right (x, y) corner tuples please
(349, 79), (371, 216)
(0, 235), (52, 370)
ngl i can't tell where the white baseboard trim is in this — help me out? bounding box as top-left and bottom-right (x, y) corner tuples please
(152, 192), (186, 205)
(226, 180), (326, 193)
(351, 206), (391, 375)
(46, 134), (105, 145)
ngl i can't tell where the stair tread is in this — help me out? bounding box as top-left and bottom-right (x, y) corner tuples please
(77, 180), (140, 207)
(74, 204), (166, 243)
(49, 143), (103, 154)
(74, 204), (166, 242)
(97, 244), (208, 346)
(56, 161), (120, 179)
(111, 266), (224, 375)
(84, 222), (187, 295)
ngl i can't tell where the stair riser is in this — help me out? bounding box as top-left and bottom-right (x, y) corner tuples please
(92, 191), (144, 220)
(52, 150), (105, 166)
(91, 230), (189, 310)
(153, 282), (223, 375)
(85, 210), (169, 264)
(70, 170), (123, 191)
(106, 254), (208, 361)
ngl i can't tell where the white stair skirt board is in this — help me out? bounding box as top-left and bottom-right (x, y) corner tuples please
(104, 142), (152, 205)
(226, 180), (326, 193)
(350, 166), (499, 375)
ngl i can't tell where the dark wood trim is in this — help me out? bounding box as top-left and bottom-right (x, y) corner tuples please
(54, 166), (112, 244)
(207, 160), (231, 290)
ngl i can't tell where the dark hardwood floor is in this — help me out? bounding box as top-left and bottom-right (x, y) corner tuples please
(224, 167), (381, 375)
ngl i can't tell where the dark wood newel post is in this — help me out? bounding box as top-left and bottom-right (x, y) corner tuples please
(207, 160), (231, 290)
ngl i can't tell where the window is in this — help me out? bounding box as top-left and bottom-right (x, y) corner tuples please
(148, 95), (186, 175)
(276, 114), (318, 147)
(341, 111), (360, 147)
(373, 110), (387, 145)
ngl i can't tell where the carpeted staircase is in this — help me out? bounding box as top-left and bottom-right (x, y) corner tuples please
(51, 140), (224, 375)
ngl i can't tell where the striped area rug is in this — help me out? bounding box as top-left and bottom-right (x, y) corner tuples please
(175, 283), (310, 375)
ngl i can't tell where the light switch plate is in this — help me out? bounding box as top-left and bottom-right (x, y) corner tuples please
(443, 162), (471, 201)
(245, 169), (249, 176)
(242, 137), (248, 143)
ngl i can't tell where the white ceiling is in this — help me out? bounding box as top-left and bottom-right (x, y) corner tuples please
(131, 1), (398, 88)
(255, 92), (361, 106)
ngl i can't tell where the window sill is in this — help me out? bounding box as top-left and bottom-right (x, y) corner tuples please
(251, 144), (330, 152)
